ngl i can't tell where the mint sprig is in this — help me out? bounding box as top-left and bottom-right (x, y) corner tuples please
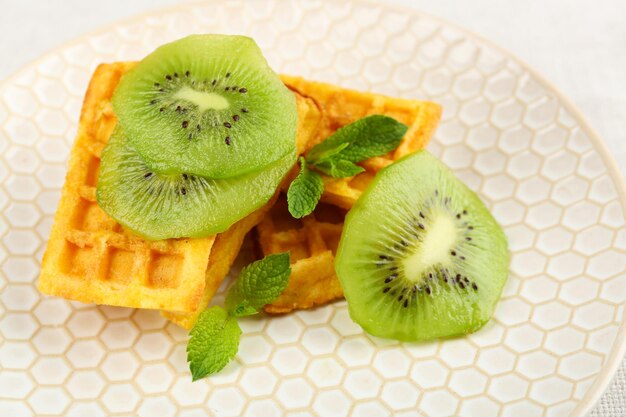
(287, 158), (325, 219)
(287, 115), (408, 218)
(313, 158), (365, 178)
(187, 306), (241, 381)
(225, 252), (292, 316)
(307, 114), (408, 165)
(187, 252), (291, 380)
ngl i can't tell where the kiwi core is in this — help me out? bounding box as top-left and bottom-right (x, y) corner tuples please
(173, 86), (229, 111)
(402, 210), (457, 283)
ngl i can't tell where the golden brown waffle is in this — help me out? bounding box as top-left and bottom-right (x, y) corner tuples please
(38, 63), (216, 312)
(281, 75), (441, 209)
(257, 199), (345, 313)
(39, 62), (322, 323)
(282, 75), (440, 156)
(258, 77), (442, 313)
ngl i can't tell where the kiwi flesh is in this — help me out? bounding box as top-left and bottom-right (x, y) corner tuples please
(96, 126), (294, 240)
(335, 150), (509, 341)
(112, 34), (297, 179)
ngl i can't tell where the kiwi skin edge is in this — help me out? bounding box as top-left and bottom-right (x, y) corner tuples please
(334, 150), (509, 342)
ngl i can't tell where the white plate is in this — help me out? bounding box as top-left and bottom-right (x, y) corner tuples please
(1, 1), (625, 416)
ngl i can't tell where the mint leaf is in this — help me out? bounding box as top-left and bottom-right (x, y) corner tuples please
(187, 254), (292, 381)
(225, 252), (291, 317)
(287, 157), (324, 218)
(306, 142), (350, 163)
(313, 158), (365, 178)
(187, 306), (241, 381)
(308, 115), (408, 165)
(285, 115), (407, 218)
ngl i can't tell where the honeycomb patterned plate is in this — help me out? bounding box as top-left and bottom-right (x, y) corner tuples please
(1, 1), (625, 416)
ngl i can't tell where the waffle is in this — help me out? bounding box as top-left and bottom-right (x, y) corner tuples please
(257, 199), (345, 313)
(281, 75), (441, 209)
(38, 63), (321, 316)
(38, 63), (215, 312)
(282, 75), (440, 155)
(258, 77), (442, 313)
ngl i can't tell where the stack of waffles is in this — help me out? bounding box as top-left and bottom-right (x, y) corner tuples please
(38, 64), (441, 328)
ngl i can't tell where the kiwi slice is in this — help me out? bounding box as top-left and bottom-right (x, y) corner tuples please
(112, 34), (297, 178)
(96, 127), (294, 240)
(335, 151), (509, 341)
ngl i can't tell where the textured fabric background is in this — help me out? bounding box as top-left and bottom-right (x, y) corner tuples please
(1, 0), (624, 414)
(590, 366), (625, 417)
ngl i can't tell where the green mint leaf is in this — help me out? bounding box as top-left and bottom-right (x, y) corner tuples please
(313, 158), (365, 178)
(187, 306), (241, 381)
(287, 157), (324, 218)
(307, 115), (408, 165)
(306, 141), (350, 163)
(225, 252), (292, 317)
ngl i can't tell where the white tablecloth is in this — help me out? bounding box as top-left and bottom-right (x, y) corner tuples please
(1, 0), (624, 414)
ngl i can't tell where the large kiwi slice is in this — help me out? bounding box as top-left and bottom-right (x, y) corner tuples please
(335, 151), (509, 341)
(96, 127), (294, 240)
(112, 34), (297, 178)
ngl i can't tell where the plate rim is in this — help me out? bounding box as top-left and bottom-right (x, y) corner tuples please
(0, 0), (624, 415)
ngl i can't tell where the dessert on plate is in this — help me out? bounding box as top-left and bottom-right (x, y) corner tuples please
(37, 34), (507, 378)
